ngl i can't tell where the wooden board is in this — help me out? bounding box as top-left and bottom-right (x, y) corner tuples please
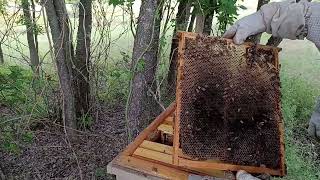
(115, 155), (190, 180)
(123, 102), (176, 156)
(158, 124), (173, 135)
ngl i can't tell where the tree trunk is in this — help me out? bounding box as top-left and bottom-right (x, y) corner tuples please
(74, 0), (92, 121)
(0, 44), (4, 64)
(203, 14), (214, 35)
(43, 0), (77, 136)
(30, 0), (38, 53)
(188, 8), (196, 32)
(167, 0), (190, 94)
(127, 0), (162, 141)
(22, 0), (40, 74)
(195, 15), (205, 33)
(203, 0), (217, 35)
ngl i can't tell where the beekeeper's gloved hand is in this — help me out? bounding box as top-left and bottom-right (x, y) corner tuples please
(223, 0), (320, 50)
(308, 97), (320, 139)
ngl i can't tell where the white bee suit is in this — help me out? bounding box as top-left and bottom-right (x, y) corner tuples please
(224, 0), (320, 51)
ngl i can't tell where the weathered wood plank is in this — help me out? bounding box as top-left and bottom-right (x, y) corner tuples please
(134, 147), (173, 164)
(140, 140), (173, 154)
(116, 155), (189, 180)
(179, 158), (282, 176)
(163, 116), (174, 125)
(158, 124), (173, 135)
(133, 145), (226, 178)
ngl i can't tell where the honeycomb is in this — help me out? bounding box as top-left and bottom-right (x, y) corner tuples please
(178, 35), (282, 169)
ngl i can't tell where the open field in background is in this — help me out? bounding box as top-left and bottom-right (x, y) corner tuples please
(0, 0), (320, 179)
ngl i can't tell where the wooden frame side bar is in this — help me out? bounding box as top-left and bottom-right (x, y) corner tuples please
(273, 48), (286, 176)
(178, 158), (282, 176)
(123, 102), (176, 156)
(174, 32), (189, 165)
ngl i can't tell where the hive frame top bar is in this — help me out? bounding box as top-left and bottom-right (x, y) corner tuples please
(177, 31), (282, 52)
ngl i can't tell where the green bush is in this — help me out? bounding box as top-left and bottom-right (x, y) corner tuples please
(0, 66), (32, 106)
(0, 66), (55, 154)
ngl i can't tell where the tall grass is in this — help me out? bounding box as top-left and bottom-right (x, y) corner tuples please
(278, 73), (320, 180)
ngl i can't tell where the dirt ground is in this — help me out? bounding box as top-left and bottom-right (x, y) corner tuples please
(0, 104), (127, 180)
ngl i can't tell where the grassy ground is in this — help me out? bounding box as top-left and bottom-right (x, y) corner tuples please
(274, 39), (320, 179)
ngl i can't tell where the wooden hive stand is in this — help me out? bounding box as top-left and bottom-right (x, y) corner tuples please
(108, 32), (286, 180)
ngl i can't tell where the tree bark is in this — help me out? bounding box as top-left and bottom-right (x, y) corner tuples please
(127, 0), (162, 141)
(30, 0), (38, 53)
(188, 8), (196, 32)
(0, 44), (4, 64)
(167, 0), (190, 94)
(43, 0), (77, 135)
(195, 15), (205, 33)
(203, 14), (214, 35)
(22, 0), (40, 74)
(74, 0), (92, 121)
(203, 0), (217, 35)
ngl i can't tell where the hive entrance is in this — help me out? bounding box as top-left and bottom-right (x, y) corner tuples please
(177, 34), (284, 169)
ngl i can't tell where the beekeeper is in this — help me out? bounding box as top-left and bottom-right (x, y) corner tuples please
(223, 0), (319, 179)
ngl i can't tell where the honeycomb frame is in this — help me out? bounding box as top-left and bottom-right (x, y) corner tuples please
(174, 32), (286, 176)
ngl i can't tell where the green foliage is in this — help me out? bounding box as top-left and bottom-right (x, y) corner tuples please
(136, 58), (145, 72)
(97, 52), (131, 103)
(1, 130), (20, 154)
(281, 75), (319, 127)
(109, 0), (134, 7)
(193, 0), (218, 15)
(0, 66), (31, 106)
(16, 14), (44, 36)
(216, 0), (238, 33)
(22, 131), (34, 143)
(79, 115), (93, 129)
(0, 124), (34, 154)
(189, 0), (239, 34)
(0, 0), (7, 14)
(0, 66), (56, 118)
(95, 167), (107, 178)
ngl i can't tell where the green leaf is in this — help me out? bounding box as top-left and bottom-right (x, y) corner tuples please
(109, 0), (125, 6)
(0, 0), (7, 14)
(22, 131), (34, 143)
(136, 59), (145, 72)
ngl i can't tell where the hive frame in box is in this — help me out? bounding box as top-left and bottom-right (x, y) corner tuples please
(110, 32), (285, 179)
(174, 32), (286, 176)
(113, 102), (230, 179)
